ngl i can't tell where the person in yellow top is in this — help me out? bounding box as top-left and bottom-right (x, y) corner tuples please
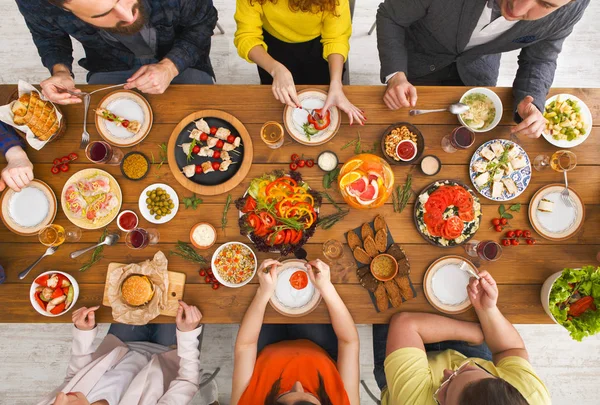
(234, 0), (365, 125)
(373, 271), (551, 405)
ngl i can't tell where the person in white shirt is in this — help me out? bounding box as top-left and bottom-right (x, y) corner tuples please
(42, 301), (218, 405)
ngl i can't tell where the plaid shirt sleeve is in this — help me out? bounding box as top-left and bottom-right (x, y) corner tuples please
(0, 122), (25, 157)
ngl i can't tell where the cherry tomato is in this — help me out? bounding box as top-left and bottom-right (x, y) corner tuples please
(210, 127), (217, 135)
(60, 156), (70, 164)
(199, 270), (206, 277)
(213, 150), (221, 159)
(200, 132), (209, 141)
(494, 225), (503, 232)
(290, 162), (298, 171)
(511, 239), (520, 246)
(60, 163), (69, 172)
(212, 283), (219, 290)
(208, 269), (213, 275)
(297, 159), (305, 168)
(53, 158), (61, 166)
(68, 153), (78, 161)
(526, 238), (536, 245)
(192, 145), (201, 154)
(306, 159), (314, 168)
(515, 230), (523, 238)
(501, 239), (511, 246)
(216, 140), (224, 149)
(204, 276), (212, 283)
(492, 218), (500, 226)
(50, 166), (60, 174)
(195, 165), (202, 174)
(291, 153), (300, 162)
(506, 230), (515, 238)
(500, 218), (508, 225)
(212, 161), (221, 171)
(523, 230), (532, 238)
(227, 135), (236, 144)
(122, 119), (130, 128)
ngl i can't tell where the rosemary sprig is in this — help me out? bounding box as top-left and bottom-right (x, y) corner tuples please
(393, 174), (413, 213)
(170, 241), (208, 265)
(317, 192), (349, 229)
(221, 194), (232, 231)
(79, 228), (107, 272)
(157, 143), (168, 170)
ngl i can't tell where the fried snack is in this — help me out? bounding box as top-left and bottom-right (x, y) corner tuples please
(375, 228), (388, 253)
(353, 247), (372, 264)
(357, 265), (370, 278)
(397, 257), (410, 277)
(374, 283), (389, 312)
(384, 126), (419, 161)
(394, 274), (414, 300)
(121, 275), (155, 307)
(361, 223), (374, 240)
(384, 280), (403, 308)
(386, 243), (406, 263)
(363, 236), (379, 258)
(347, 230), (362, 251)
(374, 215), (387, 232)
(357, 266), (380, 292)
(11, 91), (59, 141)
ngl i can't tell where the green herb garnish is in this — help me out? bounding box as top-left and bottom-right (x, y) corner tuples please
(170, 241), (208, 265)
(498, 203), (521, 219)
(186, 138), (197, 163)
(322, 167), (341, 189)
(317, 192), (350, 229)
(393, 174), (412, 213)
(79, 228), (107, 272)
(183, 194), (203, 209)
(221, 194), (232, 231)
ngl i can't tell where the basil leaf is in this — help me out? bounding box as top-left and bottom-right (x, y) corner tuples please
(502, 212), (514, 219)
(499, 204), (506, 215)
(509, 203), (521, 212)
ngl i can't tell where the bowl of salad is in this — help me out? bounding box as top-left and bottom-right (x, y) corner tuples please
(542, 265), (600, 341)
(30, 271), (79, 317)
(542, 94), (592, 148)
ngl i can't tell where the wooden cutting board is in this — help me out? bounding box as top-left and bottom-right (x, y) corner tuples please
(102, 262), (186, 317)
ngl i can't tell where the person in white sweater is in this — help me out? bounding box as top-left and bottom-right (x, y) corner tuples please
(39, 301), (218, 405)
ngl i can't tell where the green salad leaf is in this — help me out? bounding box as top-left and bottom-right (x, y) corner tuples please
(548, 266), (600, 341)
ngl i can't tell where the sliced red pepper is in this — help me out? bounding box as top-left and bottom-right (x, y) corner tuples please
(307, 108), (331, 130)
(241, 196), (257, 213)
(62, 287), (70, 295)
(51, 288), (65, 299)
(568, 296), (596, 317)
(34, 275), (49, 287)
(259, 212), (276, 229)
(50, 303), (66, 315)
(34, 292), (46, 310)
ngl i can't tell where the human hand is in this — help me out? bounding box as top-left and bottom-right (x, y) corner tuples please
(322, 81), (365, 125)
(40, 66), (82, 105)
(270, 63), (301, 108)
(306, 259), (331, 291)
(0, 146), (33, 192)
(124, 59), (178, 94)
(52, 392), (89, 405)
(467, 271), (499, 311)
(72, 306), (100, 331)
(176, 301), (203, 332)
(384, 72), (417, 110)
(257, 259), (281, 298)
(512, 95), (546, 138)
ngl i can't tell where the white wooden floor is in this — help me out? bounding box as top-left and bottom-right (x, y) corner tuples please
(0, 0), (599, 404)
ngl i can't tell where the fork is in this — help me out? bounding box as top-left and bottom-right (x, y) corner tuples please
(18, 246), (58, 280)
(58, 83), (127, 98)
(79, 93), (91, 149)
(561, 171), (573, 208)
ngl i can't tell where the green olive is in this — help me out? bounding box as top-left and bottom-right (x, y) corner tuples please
(156, 209), (162, 215)
(145, 198), (151, 204)
(149, 209), (155, 215)
(146, 191), (151, 196)
(155, 215), (162, 220)
(169, 203), (174, 209)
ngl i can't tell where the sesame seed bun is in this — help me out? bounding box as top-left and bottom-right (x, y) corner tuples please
(121, 275), (154, 307)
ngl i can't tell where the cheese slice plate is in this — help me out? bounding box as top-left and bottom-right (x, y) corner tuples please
(528, 184), (585, 241)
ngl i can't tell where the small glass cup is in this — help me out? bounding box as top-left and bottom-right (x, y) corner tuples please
(85, 140), (124, 165)
(533, 154), (550, 171)
(38, 224), (82, 247)
(464, 240), (502, 262)
(441, 126), (475, 153)
(550, 150), (577, 172)
(260, 121), (284, 149)
(322, 239), (354, 271)
(125, 227), (159, 249)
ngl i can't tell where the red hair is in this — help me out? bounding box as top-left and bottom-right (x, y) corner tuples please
(249, 0), (339, 14)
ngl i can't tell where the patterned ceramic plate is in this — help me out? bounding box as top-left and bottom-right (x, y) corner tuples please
(95, 90), (153, 147)
(283, 89), (341, 146)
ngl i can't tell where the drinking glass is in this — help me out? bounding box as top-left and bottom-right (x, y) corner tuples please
(464, 240), (502, 262)
(533, 154), (550, 171)
(322, 239), (354, 270)
(125, 228), (160, 249)
(261, 121), (284, 149)
(441, 126), (475, 153)
(85, 140), (124, 165)
(38, 224), (82, 247)
(550, 150), (577, 172)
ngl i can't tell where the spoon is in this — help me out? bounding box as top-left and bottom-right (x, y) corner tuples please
(70, 233), (120, 259)
(409, 103), (470, 116)
(459, 261), (480, 280)
(19, 246), (58, 280)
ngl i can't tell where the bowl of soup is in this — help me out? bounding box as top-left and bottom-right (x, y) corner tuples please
(458, 88), (503, 132)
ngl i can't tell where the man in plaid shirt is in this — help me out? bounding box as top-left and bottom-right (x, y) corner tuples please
(0, 122), (33, 192)
(16, 0), (218, 105)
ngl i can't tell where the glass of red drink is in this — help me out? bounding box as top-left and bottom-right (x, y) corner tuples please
(125, 228), (159, 249)
(464, 240), (502, 262)
(442, 126), (475, 153)
(85, 140), (124, 165)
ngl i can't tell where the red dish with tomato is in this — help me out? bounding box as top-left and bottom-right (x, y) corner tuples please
(29, 271), (79, 317)
(414, 180), (482, 247)
(235, 171), (321, 256)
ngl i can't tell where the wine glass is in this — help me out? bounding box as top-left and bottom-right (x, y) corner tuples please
(464, 240), (502, 262)
(322, 239), (354, 271)
(126, 228), (160, 249)
(533, 154), (550, 171)
(441, 126), (475, 153)
(38, 224), (82, 247)
(85, 140), (124, 165)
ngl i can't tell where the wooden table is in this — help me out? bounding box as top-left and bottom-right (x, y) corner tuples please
(0, 85), (598, 324)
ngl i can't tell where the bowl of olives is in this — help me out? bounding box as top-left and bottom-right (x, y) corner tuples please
(138, 183), (179, 224)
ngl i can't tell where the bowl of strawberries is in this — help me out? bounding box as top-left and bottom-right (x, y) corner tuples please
(30, 271), (79, 317)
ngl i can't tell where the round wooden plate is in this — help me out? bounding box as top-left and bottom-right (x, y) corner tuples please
(168, 110), (253, 196)
(528, 184), (585, 241)
(269, 259), (321, 317)
(1, 179), (57, 236)
(283, 89), (341, 146)
(95, 90), (153, 147)
(423, 255), (478, 315)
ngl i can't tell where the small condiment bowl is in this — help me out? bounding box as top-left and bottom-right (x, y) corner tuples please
(396, 140), (418, 162)
(117, 210), (139, 233)
(317, 150), (339, 172)
(370, 254), (399, 282)
(420, 155), (442, 176)
(190, 222), (217, 250)
(120, 151), (150, 181)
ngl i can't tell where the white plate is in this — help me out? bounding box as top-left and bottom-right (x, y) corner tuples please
(528, 184), (585, 241)
(283, 89), (341, 146)
(95, 90), (153, 147)
(138, 183), (179, 224)
(424, 256), (477, 314)
(458, 87), (503, 132)
(542, 94), (593, 148)
(469, 139), (531, 201)
(1, 179), (56, 235)
(269, 259), (322, 317)
(104, 98), (145, 139)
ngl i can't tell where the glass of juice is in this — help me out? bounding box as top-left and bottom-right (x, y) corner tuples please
(261, 121), (284, 149)
(126, 228), (159, 249)
(441, 126), (475, 153)
(338, 154), (394, 210)
(464, 240), (502, 262)
(550, 150), (577, 172)
(86, 140), (124, 165)
(39, 224), (82, 247)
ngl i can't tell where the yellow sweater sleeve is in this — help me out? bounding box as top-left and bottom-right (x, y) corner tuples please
(234, 0), (267, 63)
(321, 0), (352, 61)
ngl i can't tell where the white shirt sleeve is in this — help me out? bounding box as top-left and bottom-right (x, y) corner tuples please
(385, 71), (401, 84)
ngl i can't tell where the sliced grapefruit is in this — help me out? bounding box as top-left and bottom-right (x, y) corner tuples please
(359, 180), (379, 201)
(339, 171), (362, 188)
(346, 176), (368, 196)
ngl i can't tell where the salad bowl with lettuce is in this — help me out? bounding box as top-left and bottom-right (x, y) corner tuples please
(542, 266), (600, 341)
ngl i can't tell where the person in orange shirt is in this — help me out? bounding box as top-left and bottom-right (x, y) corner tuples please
(231, 259), (360, 405)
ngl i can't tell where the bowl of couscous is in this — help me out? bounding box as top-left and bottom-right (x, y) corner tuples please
(211, 242), (257, 288)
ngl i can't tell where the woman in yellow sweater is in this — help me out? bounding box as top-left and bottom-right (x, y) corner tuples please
(234, 0), (365, 125)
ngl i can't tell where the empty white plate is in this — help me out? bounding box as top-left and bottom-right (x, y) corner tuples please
(529, 184), (585, 241)
(1, 180), (57, 235)
(424, 255), (478, 314)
